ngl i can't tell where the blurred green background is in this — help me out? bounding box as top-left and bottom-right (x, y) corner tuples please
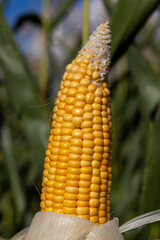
(0, 0), (160, 239)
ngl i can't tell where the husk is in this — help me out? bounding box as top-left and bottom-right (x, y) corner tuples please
(10, 212), (124, 240)
(10, 209), (160, 240)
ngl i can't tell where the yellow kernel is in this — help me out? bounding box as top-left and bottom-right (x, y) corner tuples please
(66, 63), (72, 72)
(65, 105), (74, 113)
(75, 56), (82, 65)
(81, 154), (92, 161)
(52, 202), (63, 209)
(88, 84), (97, 93)
(80, 78), (90, 86)
(70, 146), (82, 154)
(95, 88), (103, 97)
(54, 188), (64, 196)
(60, 141), (71, 149)
(92, 169), (100, 176)
(72, 129), (83, 139)
(56, 169), (67, 175)
(92, 103), (101, 111)
(67, 173), (80, 181)
(93, 131), (103, 138)
(63, 207), (76, 214)
(52, 142), (60, 148)
(90, 216), (99, 223)
(93, 117), (102, 124)
(80, 174), (92, 181)
(83, 112), (93, 120)
(71, 138), (83, 147)
(87, 69), (92, 76)
(86, 93), (94, 104)
(59, 148), (70, 156)
(74, 101), (85, 108)
(76, 207), (89, 215)
(90, 184), (100, 192)
(53, 209), (63, 214)
(76, 93), (86, 101)
(40, 201), (45, 209)
(82, 148), (94, 155)
(57, 102), (65, 110)
(81, 167), (92, 174)
(93, 124), (102, 131)
(89, 199), (100, 208)
(102, 111), (107, 117)
(67, 88), (77, 97)
(72, 108), (84, 116)
(79, 180), (90, 188)
(94, 138), (103, 146)
(73, 73), (83, 82)
(72, 117), (83, 127)
(63, 114), (72, 122)
(65, 186), (79, 193)
(83, 133), (94, 140)
(78, 86), (87, 94)
(83, 140), (94, 148)
(46, 187), (54, 194)
(93, 153), (102, 161)
(65, 97), (75, 105)
(102, 118), (109, 125)
(92, 72), (100, 80)
(91, 176), (101, 184)
(61, 128), (73, 135)
(101, 172), (108, 179)
(81, 161), (91, 167)
(71, 65), (79, 73)
(82, 128), (93, 133)
(68, 160), (81, 168)
(61, 135), (72, 142)
(79, 187), (90, 194)
(45, 193), (54, 201)
(90, 192), (100, 199)
(99, 210), (106, 217)
(45, 200), (53, 207)
(51, 148), (59, 155)
(94, 97), (102, 104)
(53, 195), (64, 203)
(56, 110), (65, 116)
(78, 215), (90, 220)
(55, 175), (66, 183)
(46, 180), (54, 188)
(68, 167), (81, 175)
(92, 110), (101, 117)
(84, 104), (93, 112)
(66, 180), (79, 187)
(99, 217), (107, 224)
(63, 80), (70, 87)
(78, 194), (90, 201)
(64, 193), (77, 200)
(57, 162), (68, 169)
(90, 208), (98, 216)
(81, 121), (93, 128)
(69, 153), (81, 160)
(63, 200), (77, 208)
(94, 146), (103, 153)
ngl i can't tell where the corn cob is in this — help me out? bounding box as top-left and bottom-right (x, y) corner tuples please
(40, 21), (112, 225)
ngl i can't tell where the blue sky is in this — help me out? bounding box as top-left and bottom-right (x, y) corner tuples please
(4, 0), (42, 27)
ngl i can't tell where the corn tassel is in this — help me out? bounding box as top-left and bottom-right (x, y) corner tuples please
(40, 21), (112, 225)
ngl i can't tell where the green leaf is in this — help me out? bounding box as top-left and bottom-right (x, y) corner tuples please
(0, 5), (49, 180)
(141, 108), (160, 212)
(1, 125), (25, 222)
(111, 0), (159, 64)
(128, 46), (160, 114)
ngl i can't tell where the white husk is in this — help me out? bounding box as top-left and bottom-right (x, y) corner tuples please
(10, 212), (123, 240)
(10, 210), (160, 240)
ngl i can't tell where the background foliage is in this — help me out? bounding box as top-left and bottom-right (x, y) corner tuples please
(0, 0), (160, 239)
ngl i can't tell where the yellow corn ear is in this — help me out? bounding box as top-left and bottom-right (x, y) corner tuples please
(40, 22), (112, 225)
